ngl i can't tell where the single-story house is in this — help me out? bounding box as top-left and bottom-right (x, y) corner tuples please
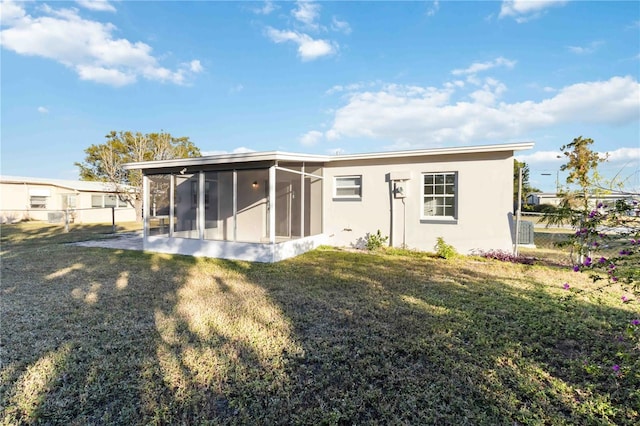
(0, 176), (137, 224)
(527, 192), (639, 214)
(124, 142), (534, 262)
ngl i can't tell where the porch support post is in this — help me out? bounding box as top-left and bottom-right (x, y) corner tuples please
(233, 170), (237, 242)
(142, 174), (149, 238)
(269, 165), (276, 244)
(198, 171), (205, 240)
(300, 163), (305, 238)
(169, 174), (175, 237)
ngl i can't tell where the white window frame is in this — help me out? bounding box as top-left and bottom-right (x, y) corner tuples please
(29, 195), (47, 209)
(334, 175), (362, 200)
(91, 194), (128, 208)
(421, 172), (457, 220)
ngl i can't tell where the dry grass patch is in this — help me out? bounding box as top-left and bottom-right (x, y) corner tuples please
(1, 223), (638, 425)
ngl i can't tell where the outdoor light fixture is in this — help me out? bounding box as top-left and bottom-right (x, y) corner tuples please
(252, 181), (258, 189)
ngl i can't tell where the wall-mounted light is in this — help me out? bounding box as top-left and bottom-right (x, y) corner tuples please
(252, 181), (259, 189)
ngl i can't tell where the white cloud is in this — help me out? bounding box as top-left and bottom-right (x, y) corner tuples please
(266, 27), (335, 61)
(322, 76), (639, 147)
(0, 2), (202, 86)
(201, 147), (256, 156)
(331, 16), (351, 35)
(251, 1), (277, 15)
(499, 0), (567, 23)
(515, 150), (564, 164)
(37, 106), (49, 114)
(292, 1), (321, 30)
(0, 1), (26, 25)
(452, 57), (517, 76)
(567, 41), (604, 55)
(300, 130), (324, 146)
(76, 0), (116, 13)
(518, 148), (640, 165)
(187, 59), (203, 73)
(426, 1), (440, 17)
(604, 147), (640, 162)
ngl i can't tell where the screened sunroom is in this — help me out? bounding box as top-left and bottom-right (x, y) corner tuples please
(125, 153), (326, 262)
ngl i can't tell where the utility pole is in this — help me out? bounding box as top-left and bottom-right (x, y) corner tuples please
(514, 166), (523, 257)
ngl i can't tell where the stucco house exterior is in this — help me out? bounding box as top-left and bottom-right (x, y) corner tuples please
(0, 176), (136, 224)
(124, 142), (534, 262)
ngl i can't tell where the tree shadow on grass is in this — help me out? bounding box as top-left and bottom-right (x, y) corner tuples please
(1, 238), (291, 424)
(234, 250), (638, 425)
(2, 238), (637, 425)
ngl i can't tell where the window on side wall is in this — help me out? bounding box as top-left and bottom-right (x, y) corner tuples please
(422, 172), (457, 219)
(30, 196), (47, 209)
(334, 175), (362, 200)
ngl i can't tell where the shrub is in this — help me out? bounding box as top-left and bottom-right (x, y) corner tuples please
(435, 237), (457, 259)
(474, 249), (535, 265)
(365, 230), (389, 251)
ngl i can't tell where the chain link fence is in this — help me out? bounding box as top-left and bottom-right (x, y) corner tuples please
(1, 207), (140, 235)
(517, 212), (630, 262)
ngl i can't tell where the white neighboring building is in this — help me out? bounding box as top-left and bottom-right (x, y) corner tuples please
(0, 176), (137, 224)
(124, 142), (534, 262)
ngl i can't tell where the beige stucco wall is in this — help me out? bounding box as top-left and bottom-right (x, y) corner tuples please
(322, 152), (515, 254)
(0, 182), (136, 224)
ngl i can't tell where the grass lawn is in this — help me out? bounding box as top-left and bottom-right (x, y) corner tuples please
(1, 223), (638, 425)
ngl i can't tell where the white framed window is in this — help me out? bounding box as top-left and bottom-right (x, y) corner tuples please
(422, 172), (457, 219)
(334, 175), (362, 199)
(91, 194), (128, 208)
(30, 196), (47, 209)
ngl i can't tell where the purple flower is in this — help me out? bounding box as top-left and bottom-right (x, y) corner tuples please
(597, 202), (604, 208)
(598, 257), (607, 264)
(563, 283), (570, 290)
(591, 242), (599, 247)
(619, 249), (631, 256)
(573, 265), (580, 272)
(612, 365), (620, 372)
(588, 210), (597, 218)
(608, 263), (616, 269)
(612, 276), (619, 282)
(631, 239), (637, 245)
(583, 257), (592, 267)
(622, 295), (629, 302)
(632, 319), (640, 326)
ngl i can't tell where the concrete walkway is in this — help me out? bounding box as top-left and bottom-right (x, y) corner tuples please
(72, 231), (143, 251)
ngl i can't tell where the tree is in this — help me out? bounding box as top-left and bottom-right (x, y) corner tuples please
(513, 159), (540, 211)
(543, 137), (607, 232)
(552, 137), (639, 400)
(76, 131), (201, 220)
(559, 136), (607, 210)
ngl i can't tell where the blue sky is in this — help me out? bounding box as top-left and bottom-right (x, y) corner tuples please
(1, 0), (639, 192)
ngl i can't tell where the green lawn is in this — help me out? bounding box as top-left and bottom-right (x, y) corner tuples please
(1, 223), (638, 425)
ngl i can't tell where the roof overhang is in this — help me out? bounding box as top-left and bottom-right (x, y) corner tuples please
(124, 142), (535, 171)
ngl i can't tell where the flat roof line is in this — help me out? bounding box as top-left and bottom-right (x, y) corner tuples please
(124, 142), (535, 170)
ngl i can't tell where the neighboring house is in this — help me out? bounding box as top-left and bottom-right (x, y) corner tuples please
(124, 142), (534, 262)
(526, 192), (563, 207)
(527, 192), (639, 213)
(0, 176), (136, 224)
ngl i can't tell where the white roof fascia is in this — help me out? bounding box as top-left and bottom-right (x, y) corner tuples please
(123, 151), (330, 170)
(123, 142), (535, 171)
(329, 142), (535, 162)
